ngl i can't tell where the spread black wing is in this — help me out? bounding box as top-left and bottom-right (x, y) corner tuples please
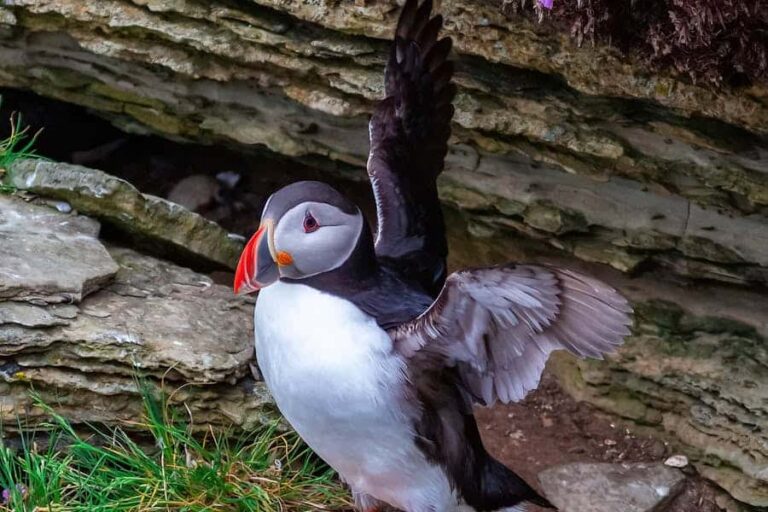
(367, 0), (456, 296)
(391, 264), (633, 404)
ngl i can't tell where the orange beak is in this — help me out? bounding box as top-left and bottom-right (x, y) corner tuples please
(233, 221), (279, 294)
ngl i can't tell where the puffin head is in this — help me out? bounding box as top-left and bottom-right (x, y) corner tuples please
(234, 181), (365, 294)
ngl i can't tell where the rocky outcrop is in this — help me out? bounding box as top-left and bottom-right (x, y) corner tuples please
(7, 159), (244, 270)
(0, 194), (274, 431)
(548, 276), (768, 509)
(447, 225), (768, 510)
(0, 0), (766, 287)
(0, 0), (767, 507)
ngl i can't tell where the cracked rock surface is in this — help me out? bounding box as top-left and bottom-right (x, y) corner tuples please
(0, 0), (765, 287)
(0, 194), (274, 431)
(538, 462), (684, 512)
(8, 159), (244, 270)
(0, 194), (118, 303)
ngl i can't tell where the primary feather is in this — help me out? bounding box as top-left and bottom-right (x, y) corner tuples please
(390, 265), (633, 405)
(368, 0), (456, 296)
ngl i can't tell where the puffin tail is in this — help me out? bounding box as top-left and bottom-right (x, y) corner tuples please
(479, 455), (556, 510)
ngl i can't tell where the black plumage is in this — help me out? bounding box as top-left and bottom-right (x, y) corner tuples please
(368, 0), (455, 297)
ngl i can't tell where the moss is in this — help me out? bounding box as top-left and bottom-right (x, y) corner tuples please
(494, 197), (526, 216)
(0, 6), (16, 25)
(680, 316), (761, 339)
(88, 83), (166, 109)
(123, 105), (185, 136)
(572, 240), (647, 272)
(679, 236), (746, 264)
(523, 201), (588, 234)
(437, 179), (495, 211)
(633, 300), (684, 330)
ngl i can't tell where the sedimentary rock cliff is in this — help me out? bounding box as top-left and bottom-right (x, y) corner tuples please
(0, 187), (274, 432)
(0, 0), (766, 507)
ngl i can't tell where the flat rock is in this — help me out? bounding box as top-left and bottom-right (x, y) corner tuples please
(0, 367), (276, 432)
(1, 246), (255, 383)
(0, 302), (71, 327)
(0, 194), (271, 430)
(8, 159), (244, 270)
(538, 462), (685, 512)
(0, 194), (118, 303)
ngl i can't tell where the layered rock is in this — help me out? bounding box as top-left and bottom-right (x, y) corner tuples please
(548, 272), (768, 509)
(446, 225), (768, 509)
(0, 0), (766, 286)
(0, 0), (766, 507)
(0, 194), (274, 431)
(7, 159), (244, 270)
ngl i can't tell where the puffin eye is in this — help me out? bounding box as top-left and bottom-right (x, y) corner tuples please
(303, 212), (319, 233)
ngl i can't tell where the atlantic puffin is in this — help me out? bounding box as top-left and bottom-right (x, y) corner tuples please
(234, 1), (632, 510)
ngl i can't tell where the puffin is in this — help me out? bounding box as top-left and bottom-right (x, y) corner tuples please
(233, 1), (632, 510)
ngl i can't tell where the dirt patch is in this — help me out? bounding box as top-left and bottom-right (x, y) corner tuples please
(476, 372), (670, 511)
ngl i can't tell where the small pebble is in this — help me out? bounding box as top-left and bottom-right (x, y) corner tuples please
(664, 454), (688, 468)
(51, 200), (72, 213)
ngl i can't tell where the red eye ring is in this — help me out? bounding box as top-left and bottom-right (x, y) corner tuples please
(303, 212), (319, 233)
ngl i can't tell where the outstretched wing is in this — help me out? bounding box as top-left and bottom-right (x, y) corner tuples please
(368, 0), (456, 296)
(390, 265), (633, 404)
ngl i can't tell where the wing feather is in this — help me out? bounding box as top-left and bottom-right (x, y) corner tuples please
(368, 0), (455, 296)
(390, 264), (633, 404)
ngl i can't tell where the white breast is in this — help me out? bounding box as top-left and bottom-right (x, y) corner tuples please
(254, 281), (456, 512)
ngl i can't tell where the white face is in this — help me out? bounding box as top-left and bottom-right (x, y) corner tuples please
(273, 201), (363, 280)
(233, 182), (365, 295)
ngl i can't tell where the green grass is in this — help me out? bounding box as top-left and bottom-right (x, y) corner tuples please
(0, 387), (350, 512)
(0, 109), (41, 194)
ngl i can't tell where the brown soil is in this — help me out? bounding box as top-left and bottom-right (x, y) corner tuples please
(476, 372), (670, 511)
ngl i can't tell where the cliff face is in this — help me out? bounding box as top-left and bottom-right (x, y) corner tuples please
(0, 0), (766, 507)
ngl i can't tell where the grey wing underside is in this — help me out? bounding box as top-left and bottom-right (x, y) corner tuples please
(367, 0), (456, 296)
(390, 264), (633, 404)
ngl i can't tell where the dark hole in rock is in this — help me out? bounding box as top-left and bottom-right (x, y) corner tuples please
(0, 88), (380, 277)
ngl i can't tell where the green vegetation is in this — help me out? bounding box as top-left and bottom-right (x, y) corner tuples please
(0, 388), (350, 512)
(0, 110), (41, 194)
